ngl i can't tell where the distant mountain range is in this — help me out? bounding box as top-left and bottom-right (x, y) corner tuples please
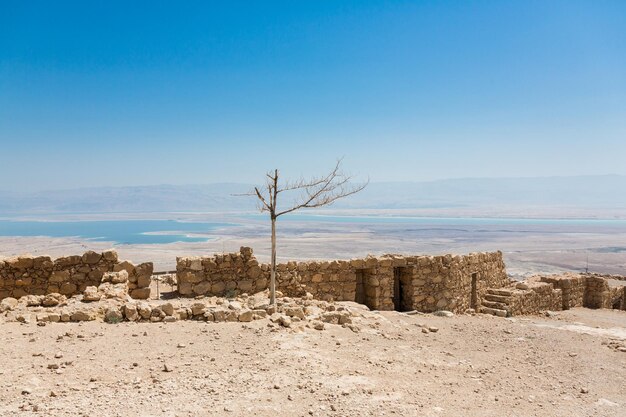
(0, 175), (625, 216)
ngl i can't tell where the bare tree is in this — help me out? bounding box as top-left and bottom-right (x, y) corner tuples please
(247, 159), (367, 305)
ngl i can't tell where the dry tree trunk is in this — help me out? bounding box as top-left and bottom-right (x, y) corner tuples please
(270, 214), (277, 305)
(243, 160), (367, 306)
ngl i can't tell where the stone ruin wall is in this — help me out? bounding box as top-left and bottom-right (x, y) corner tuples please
(177, 248), (509, 314)
(502, 273), (626, 316)
(0, 251), (152, 301)
(176, 247), (267, 297)
(408, 252), (507, 313)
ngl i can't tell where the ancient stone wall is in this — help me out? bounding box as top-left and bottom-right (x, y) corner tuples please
(486, 273), (626, 316)
(177, 248), (509, 314)
(584, 276), (612, 309)
(505, 282), (563, 316)
(176, 247), (267, 298)
(539, 274), (586, 309)
(0, 251), (152, 300)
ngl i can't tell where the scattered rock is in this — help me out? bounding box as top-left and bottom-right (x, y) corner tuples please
(105, 308), (123, 323)
(124, 304), (139, 321)
(82, 286), (101, 302)
(70, 309), (96, 322)
(0, 297), (18, 312)
(42, 293), (66, 307)
(312, 321), (325, 331)
(161, 303), (175, 316)
(238, 309), (254, 322)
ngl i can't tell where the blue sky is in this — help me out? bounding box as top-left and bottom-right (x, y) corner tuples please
(1, 1), (625, 191)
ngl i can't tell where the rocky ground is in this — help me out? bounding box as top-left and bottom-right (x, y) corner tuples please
(0, 292), (624, 417)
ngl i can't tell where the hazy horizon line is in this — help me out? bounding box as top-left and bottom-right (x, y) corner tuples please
(2, 173), (625, 194)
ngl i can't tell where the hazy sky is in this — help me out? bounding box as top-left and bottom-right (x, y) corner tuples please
(1, 1), (625, 191)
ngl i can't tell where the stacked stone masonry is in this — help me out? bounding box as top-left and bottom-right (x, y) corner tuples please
(0, 251), (152, 300)
(480, 273), (626, 317)
(177, 247), (509, 314)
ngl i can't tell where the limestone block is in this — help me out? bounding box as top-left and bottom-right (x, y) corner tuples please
(71, 309), (97, 322)
(42, 293), (66, 307)
(0, 297), (18, 312)
(137, 274), (151, 288)
(88, 270), (104, 282)
(134, 262), (153, 279)
(130, 287), (151, 300)
(60, 282), (78, 295)
(102, 250), (118, 262)
(107, 270), (129, 284)
(189, 259), (203, 271)
(161, 303), (175, 316)
(7, 256), (34, 269)
(83, 286), (101, 302)
(180, 271), (203, 284)
(238, 309), (254, 322)
(255, 277), (268, 290)
(105, 307), (123, 323)
(54, 255), (81, 268)
(193, 281), (211, 295)
(113, 261), (135, 275)
(137, 302), (152, 319)
(82, 251), (102, 264)
(178, 282), (193, 296)
(124, 304), (139, 321)
(247, 266), (262, 279)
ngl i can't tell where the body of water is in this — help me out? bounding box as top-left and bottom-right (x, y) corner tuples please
(2, 214), (626, 246)
(0, 219), (232, 244)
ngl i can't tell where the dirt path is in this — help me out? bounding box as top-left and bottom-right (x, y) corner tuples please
(0, 308), (624, 416)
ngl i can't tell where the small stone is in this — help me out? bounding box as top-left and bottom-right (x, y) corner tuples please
(21, 388), (32, 395)
(82, 286), (101, 302)
(0, 297), (18, 312)
(54, 353), (63, 359)
(580, 388), (589, 394)
(238, 309), (254, 322)
(105, 308), (123, 323)
(312, 321), (325, 331)
(428, 326), (439, 333)
(161, 303), (175, 316)
(163, 364), (173, 372)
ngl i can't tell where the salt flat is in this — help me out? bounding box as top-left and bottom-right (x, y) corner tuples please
(0, 213), (625, 276)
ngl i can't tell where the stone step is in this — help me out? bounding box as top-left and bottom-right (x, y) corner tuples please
(481, 300), (509, 310)
(480, 306), (508, 317)
(484, 294), (511, 304)
(487, 289), (514, 296)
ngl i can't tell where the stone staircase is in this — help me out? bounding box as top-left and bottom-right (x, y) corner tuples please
(480, 288), (514, 317)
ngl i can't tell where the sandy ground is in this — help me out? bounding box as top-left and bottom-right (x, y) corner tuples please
(0, 307), (624, 417)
